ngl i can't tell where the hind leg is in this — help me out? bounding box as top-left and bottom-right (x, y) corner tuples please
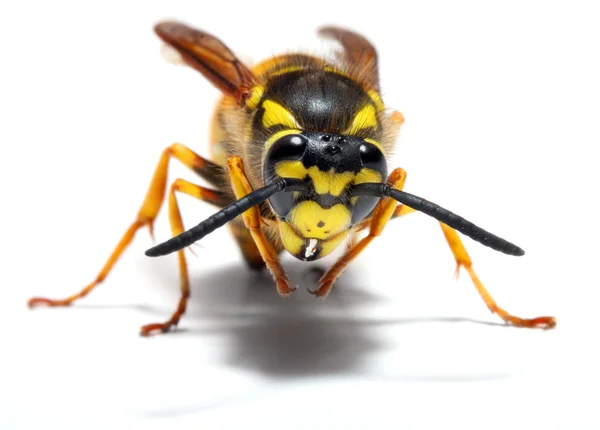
(28, 144), (226, 310)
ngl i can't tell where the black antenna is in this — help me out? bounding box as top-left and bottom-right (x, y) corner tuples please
(145, 178), (309, 257)
(351, 183), (525, 256)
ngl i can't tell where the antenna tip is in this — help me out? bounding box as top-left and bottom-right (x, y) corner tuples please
(145, 246), (161, 257)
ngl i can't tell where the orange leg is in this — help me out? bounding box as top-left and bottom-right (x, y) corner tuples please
(27, 144), (228, 312)
(228, 221), (268, 270)
(140, 178), (227, 336)
(314, 168), (407, 297)
(365, 197), (556, 329)
(227, 156), (295, 296)
(438, 223), (556, 329)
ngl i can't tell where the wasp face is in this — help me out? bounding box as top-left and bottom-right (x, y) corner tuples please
(252, 69), (390, 261)
(263, 131), (386, 260)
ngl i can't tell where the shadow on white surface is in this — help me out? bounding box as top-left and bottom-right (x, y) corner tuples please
(76, 261), (507, 381)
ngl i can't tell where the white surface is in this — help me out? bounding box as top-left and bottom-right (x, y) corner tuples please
(1, 1), (599, 429)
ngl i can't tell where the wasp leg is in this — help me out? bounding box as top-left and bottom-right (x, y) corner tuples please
(27, 143), (226, 310)
(314, 168), (407, 297)
(354, 203), (415, 233)
(228, 221), (267, 270)
(437, 223), (556, 329)
(140, 179), (229, 336)
(227, 156), (295, 296)
(364, 201), (556, 329)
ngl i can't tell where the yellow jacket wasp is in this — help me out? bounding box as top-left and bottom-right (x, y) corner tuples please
(28, 21), (556, 335)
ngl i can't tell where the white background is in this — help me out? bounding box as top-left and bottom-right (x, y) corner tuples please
(1, 1), (599, 429)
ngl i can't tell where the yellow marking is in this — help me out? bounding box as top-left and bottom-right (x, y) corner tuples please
(324, 64), (350, 78)
(364, 137), (385, 153)
(274, 162), (356, 197)
(345, 104), (378, 136)
(262, 100), (299, 129)
(310, 167), (354, 196)
(270, 65), (305, 77)
(278, 220), (350, 259)
(277, 220), (348, 258)
(264, 129), (302, 152)
(278, 221), (304, 255)
(289, 201), (351, 240)
(274, 160), (306, 180)
(353, 168), (382, 185)
(368, 90), (385, 111)
(245, 86), (264, 109)
(319, 231), (348, 258)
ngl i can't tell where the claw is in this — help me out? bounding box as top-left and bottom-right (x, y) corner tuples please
(27, 297), (71, 308)
(505, 315), (557, 330)
(308, 283), (330, 298)
(140, 321), (177, 337)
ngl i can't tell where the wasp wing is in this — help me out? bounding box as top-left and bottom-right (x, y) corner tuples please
(318, 26), (379, 90)
(154, 21), (256, 103)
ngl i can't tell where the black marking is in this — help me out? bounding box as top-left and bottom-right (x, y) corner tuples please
(359, 142), (386, 174)
(254, 70), (377, 138)
(317, 221), (325, 228)
(300, 131), (369, 174)
(328, 144), (341, 155)
(351, 196), (380, 224)
(263, 134), (308, 217)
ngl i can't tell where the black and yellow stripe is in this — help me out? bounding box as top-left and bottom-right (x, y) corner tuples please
(244, 56), (389, 261)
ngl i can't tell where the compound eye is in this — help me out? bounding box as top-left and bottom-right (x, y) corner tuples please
(267, 134), (308, 162)
(359, 142), (387, 175)
(263, 133), (308, 218)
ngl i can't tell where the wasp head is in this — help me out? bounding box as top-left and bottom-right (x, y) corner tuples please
(263, 130), (387, 261)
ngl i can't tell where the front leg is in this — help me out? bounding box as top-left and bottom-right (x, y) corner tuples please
(314, 168), (407, 297)
(226, 156), (295, 296)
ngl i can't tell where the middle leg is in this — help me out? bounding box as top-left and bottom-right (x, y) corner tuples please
(140, 178), (229, 336)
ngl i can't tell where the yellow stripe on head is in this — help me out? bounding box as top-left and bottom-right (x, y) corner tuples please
(368, 90), (384, 111)
(307, 166), (354, 196)
(353, 168), (383, 185)
(274, 160), (307, 179)
(270, 65), (305, 77)
(345, 103), (378, 136)
(261, 100), (299, 129)
(323, 64), (351, 79)
(245, 86), (264, 110)
(274, 162), (357, 197)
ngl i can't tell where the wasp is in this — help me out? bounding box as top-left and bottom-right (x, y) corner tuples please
(28, 21), (556, 335)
